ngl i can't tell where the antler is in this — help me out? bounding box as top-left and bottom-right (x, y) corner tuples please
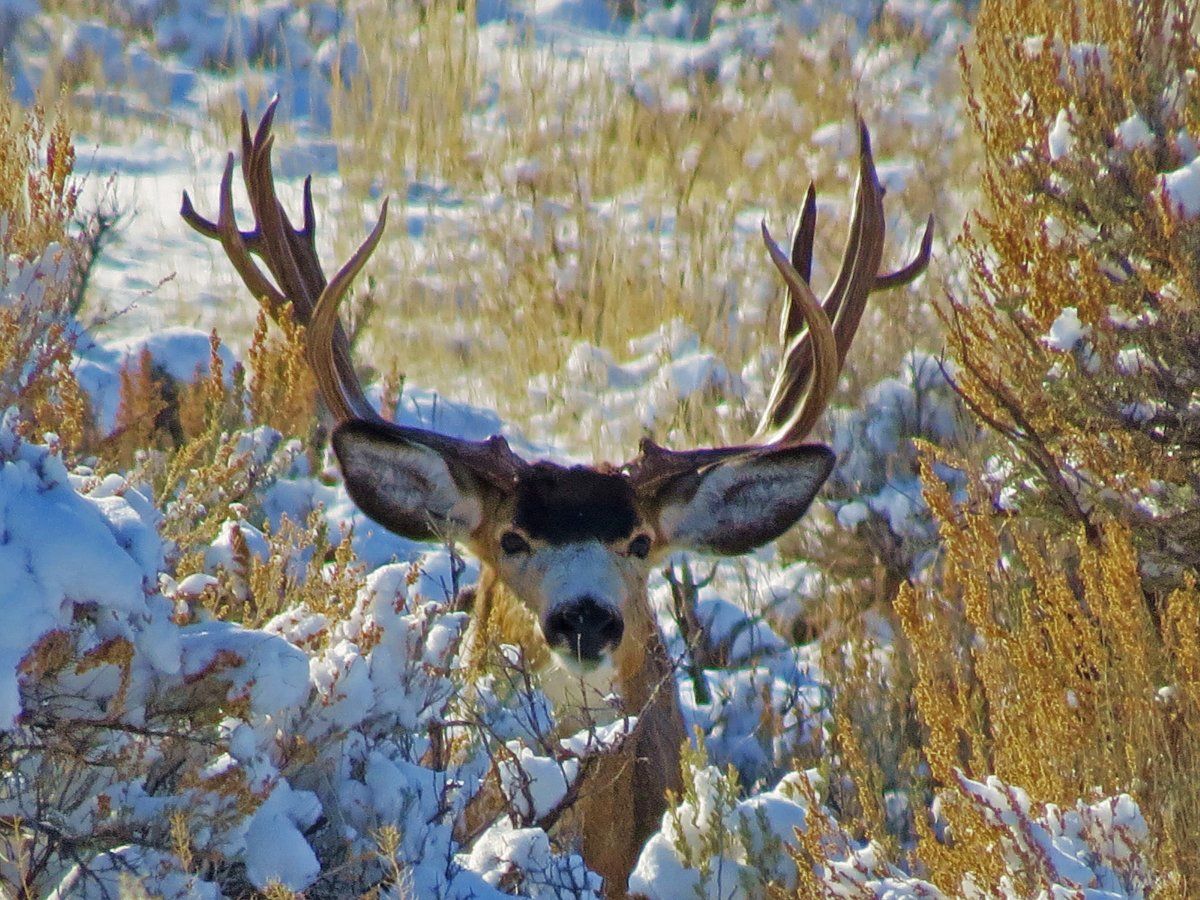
(181, 96), (526, 489)
(625, 120), (932, 492)
(754, 120), (933, 445)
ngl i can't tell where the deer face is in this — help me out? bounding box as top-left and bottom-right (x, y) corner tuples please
(183, 99), (929, 677)
(332, 420), (835, 671)
(186, 101), (931, 897)
(482, 464), (650, 669)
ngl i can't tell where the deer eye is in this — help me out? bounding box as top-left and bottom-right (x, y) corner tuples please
(628, 534), (652, 559)
(500, 531), (531, 556)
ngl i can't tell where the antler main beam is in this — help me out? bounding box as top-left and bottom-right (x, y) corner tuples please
(181, 98), (382, 423)
(625, 120), (931, 491)
(182, 96), (526, 489)
(756, 121), (934, 445)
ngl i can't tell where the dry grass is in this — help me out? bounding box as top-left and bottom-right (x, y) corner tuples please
(818, 0), (1200, 893)
(0, 97), (95, 452)
(324, 4), (961, 455)
(35, 0), (1200, 892)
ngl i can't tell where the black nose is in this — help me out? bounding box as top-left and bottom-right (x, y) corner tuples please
(543, 596), (624, 663)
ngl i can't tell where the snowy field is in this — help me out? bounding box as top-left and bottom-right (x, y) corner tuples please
(0, 0), (1165, 897)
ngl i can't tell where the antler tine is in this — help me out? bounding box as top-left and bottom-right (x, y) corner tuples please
(876, 213), (934, 289)
(758, 222), (839, 445)
(620, 220), (840, 493)
(754, 120), (932, 444)
(301, 176), (318, 252)
(232, 96), (327, 321)
(243, 117), (322, 310)
(828, 120), (888, 369)
(249, 96), (277, 152)
(765, 214), (932, 427)
(809, 120), (875, 360)
(181, 153), (288, 315)
(180, 156), (267, 256)
(307, 200), (390, 423)
(780, 183), (817, 346)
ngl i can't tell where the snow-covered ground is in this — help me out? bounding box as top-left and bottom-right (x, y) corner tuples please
(0, 0), (1159, 897)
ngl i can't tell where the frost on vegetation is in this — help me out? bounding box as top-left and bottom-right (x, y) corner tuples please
(1159, 153), (1200, 218)
(825, 352), (973, 579)
(950, 771), (1152, 899)
(0, 420), (591, 896)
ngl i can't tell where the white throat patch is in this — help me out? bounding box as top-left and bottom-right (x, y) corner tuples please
(541, 653), (621, 730)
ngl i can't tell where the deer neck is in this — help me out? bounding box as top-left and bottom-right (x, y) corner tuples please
(466, 565), (673, 732)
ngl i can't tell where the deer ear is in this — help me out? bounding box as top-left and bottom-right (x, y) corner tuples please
(331, 420), (485, 542)
(653, 445), (835, 555)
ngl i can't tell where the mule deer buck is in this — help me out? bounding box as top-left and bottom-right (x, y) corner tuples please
(182, 99), (931, 895)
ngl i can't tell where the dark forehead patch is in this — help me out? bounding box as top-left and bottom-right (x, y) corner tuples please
(514, 462), (639, 544)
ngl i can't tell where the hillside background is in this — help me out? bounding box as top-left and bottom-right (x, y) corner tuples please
(0, 0), (1195, 897)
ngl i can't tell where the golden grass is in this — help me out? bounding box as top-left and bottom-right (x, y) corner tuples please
(324, 4), (959, 455)
(39, 1), (1200, 891)
(821, 0), (1200, 892)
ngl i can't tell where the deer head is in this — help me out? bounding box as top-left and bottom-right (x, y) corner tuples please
(182, 98), (931, 676)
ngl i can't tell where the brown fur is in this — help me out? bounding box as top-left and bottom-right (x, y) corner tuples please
(189, 101), (927, 900)
(563, 588), (685, 895)
(461, 563), (684, 896)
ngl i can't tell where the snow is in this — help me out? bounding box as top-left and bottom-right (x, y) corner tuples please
(75, 326), (236, 435)
(630, 767), (818, 898)
(242, 781), (322, 892)
(0, 0), (1167, 896)
(464, 820), (601, 898)
(1049, 108), (1074, 161)
(1045, 306), (1088, 351)
(0, 415), (170, 728)
(48, 845), (223, 900)
(179, 620), (310, 716)
(1024, 36), (1113, 82)
(954, 771), (1152, 896)
(1115, 113), (1155, 150)
(1161, 157), (1200, 218)
(498, 745), (579, 820)
(826, 352), (971, 579)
